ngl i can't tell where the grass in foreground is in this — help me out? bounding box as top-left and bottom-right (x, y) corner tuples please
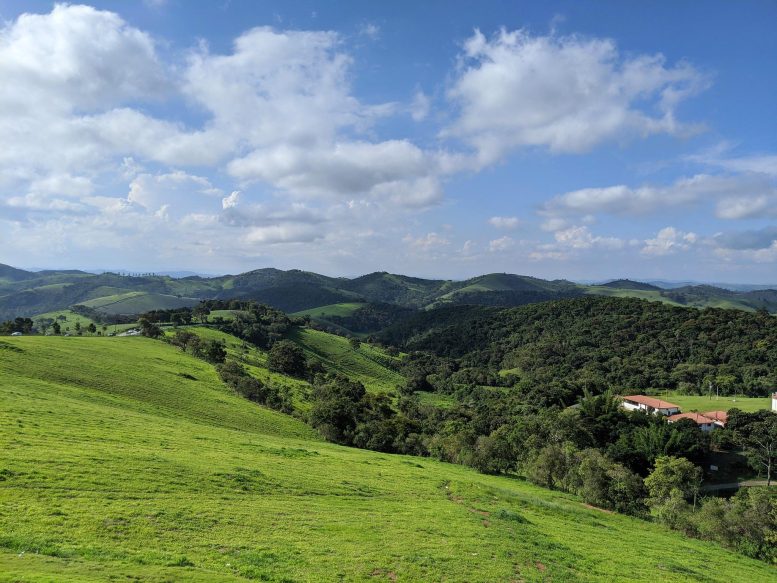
(2, 336), (776, 582)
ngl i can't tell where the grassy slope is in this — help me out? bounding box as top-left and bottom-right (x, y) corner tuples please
(80, 291), (199, 315)
(2, 338), (775, 582)
(31, 310), (136, 333)
(292, 303), (364, 319)
(288, 327), (404, 393)
(179, 327), (312, 408)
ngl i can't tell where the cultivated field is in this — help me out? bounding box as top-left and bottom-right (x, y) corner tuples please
(1, 335), (774, 582)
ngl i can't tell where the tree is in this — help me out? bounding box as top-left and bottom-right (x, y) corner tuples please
(87, 323), (97, 335)
(735, 415), (777, 486)
(192, 305), (210, 324)
(138, 317), (163, 339)
(74, 321), (81, 334)
(202, 339), (227, 364)
(349, 337), (361, 350)
(267, 340), (307, 377)
(52, 321), (61, 335)
(645, 456), (703, 516)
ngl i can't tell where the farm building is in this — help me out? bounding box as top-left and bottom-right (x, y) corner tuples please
(667, 412), (717, 432)
(621, 395), (680, 416)
(772, 392), (777, 412)
(702, 411), (728, 428)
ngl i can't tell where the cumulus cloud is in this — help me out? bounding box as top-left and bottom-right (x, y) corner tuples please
(445, 28), (708, 165)
(488, 236), (515, 252)
(641, 227), (697, 256)
(543, 174), (777, 219)
(403, 232), (450, 250)
(713, 226), (777, 251)
(529, 225), (624, 261)
(489, 216), (520, 229)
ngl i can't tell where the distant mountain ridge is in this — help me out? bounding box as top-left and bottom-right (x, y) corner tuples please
(0, 262), (776, 320)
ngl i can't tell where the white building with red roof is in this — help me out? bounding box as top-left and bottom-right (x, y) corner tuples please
(667, 412), (718, 431)
(702, 411), (728, 428)
(621, 395), (680, 416)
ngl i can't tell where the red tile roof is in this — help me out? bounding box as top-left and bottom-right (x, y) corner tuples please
(702, 411), (728, 424)
(622, 395), (680, 410)
(667, 412), (715, 425)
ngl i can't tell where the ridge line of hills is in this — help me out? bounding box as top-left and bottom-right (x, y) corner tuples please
(1, 262), (776, 321)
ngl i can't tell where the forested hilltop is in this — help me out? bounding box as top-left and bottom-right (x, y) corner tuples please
(380, 296), (777, 402)
(2, 262), (777, 321)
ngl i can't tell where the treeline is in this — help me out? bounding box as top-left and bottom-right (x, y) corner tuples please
(380, 297), (777, 400)
(322, 302), (415, 334)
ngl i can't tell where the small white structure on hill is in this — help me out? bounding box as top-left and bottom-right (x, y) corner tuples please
(667, 412), (717, 432)
(621, 395), (680, 416)
(772, 392), (777, 412)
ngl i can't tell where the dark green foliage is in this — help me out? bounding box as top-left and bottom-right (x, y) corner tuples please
(138, 317), (163, 338)
(216, 361), (292, 413)
(382, 297), (777, 401)
(207, 301), (292, 349)
(324, 302), (415, 333)
(0, 317), (34, 334)
(267, 340), (307, 377)
(729, 410), (777, 484)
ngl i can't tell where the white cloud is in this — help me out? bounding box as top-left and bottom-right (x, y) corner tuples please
(127, 171), (221, 217)
(222, 191), (240, 209)
(358, 23), (381, 40)
(554, 225), (624, 250)
(641, 227), (697, 256)
(543, 174), (777, 219)
(488, 236), (515, 252)
(444, 28), (708, 165)
(403, 232), (450, 250)
(410, 90), (431, 121)
(488, 216), (520, 229)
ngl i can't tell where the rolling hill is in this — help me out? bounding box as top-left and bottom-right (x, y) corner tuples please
(1, 262), (776, 323)
(2, 334), (774, 581)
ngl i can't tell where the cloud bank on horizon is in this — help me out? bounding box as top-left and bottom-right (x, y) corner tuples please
(0, 2), (775, 281)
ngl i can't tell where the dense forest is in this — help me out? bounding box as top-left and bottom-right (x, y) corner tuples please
(380, 297), (777, 401)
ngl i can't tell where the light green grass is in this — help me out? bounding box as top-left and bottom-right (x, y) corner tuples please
(175, 326), (312, 409)
(31, 310), (136, 334)
(288, 327), (404, 393)
(2, 336), (775, 582)
(657, 392), (771, 413)
(80, 291), (199, 315)
(292, 302), (364, 319)
(416, 391), (457, 410)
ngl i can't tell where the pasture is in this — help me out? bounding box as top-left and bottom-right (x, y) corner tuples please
(1, 335), (774, 582)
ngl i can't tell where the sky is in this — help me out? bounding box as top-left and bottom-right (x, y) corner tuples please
(0, 1), (776, 282)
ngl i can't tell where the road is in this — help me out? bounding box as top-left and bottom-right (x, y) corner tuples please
(701, 480), (774, 492)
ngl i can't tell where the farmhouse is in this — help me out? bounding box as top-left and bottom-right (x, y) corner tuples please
(702, 411), (728, 428)
(621, 395), (680, 416)
(667, 412), (717, 432)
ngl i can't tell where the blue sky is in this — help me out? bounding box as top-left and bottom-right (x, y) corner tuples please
(1, 1), (775, 282)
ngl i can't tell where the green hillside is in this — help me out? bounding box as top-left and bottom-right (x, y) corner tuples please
(2, 262), (776, 322)
(79, 291), (199, 315)
(292, 302), (365, 319)
(2, 336), (774, 582)
(287, 327), (404, 393)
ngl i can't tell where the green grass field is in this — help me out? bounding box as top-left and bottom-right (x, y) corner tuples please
(31, 310), (136, 334)
(2, 336), (775, 582)
(291, 303), (364, 319)
(657, 392), (771, 413)
(80, 291), (199, 315)
(176, 326), (312, 408)
(287, 327), (404, 393)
